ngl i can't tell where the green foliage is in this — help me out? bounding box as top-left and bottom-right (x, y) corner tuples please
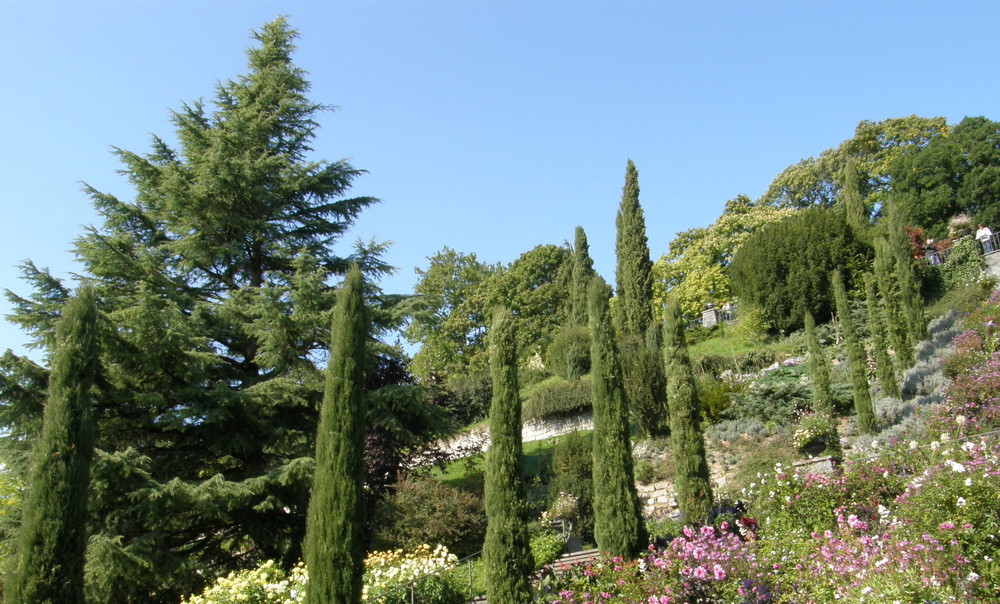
(833, 269), (876, 435)
(874, 235), (915, 371)
(588, 278), (646, 556)
(730, 207), (871, 332)
(693, 375), (739, 424)
(940, 237), (986, 290)
(569, 226), (595, 327)
(1, 19), (398, 602)
(6, 288), (98, 604)
(546, 325), (590, 380)
(724, 365), (812, 425)
(547, 432), (594, 542)
(305, 267), (367, 604)
(483, 309), (532, 604)
(892, 116), (1000, 235)
(522, 375), (592, 422)
(370, 476), (486, 559)
(884, 198), (928, 344)
(405, 248), (499, 380)
(440, 369), (493, 427)
(864, 273), (901, 398)
(614, 160), (653, 337)
(182, 560), (307, 604)
(663, 298), (714, 523)
(654, 195), (797, 317)
(406, 245), (571, 380)
(804, 311), (834, 418)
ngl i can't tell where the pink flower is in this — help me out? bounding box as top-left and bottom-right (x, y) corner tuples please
(939, 522), (956, 530)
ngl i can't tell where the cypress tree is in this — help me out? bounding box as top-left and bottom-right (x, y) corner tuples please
(832, 270), (877, 435)
(570, 226), (595, 327)
(6, 287), (98, 604)
(884, 198), (928, 344)
(839, 157), (869, 239)
(305, 266), (367, 604)
(614, 159), (653, 336)
(874, 236), (914, 371)
(804, 310), (841, 457)
(614, 160), (667, 437)
(662, 298), (713, 522)
(864, 272), (900, 398)
(804, 310), (833, 417)
(588, 277), (645, 557)
(483, 308), (532, 604)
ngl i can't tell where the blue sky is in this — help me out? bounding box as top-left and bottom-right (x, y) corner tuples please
(2, 1), (998, 359)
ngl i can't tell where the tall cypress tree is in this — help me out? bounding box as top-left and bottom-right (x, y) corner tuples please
(305, 267), (369, 604)
(864, 272), (900, 398)
(570, 226), (595, 327)
(662, 298), (713, 522)
(839, 157), (869, 239)
(614, 159), (653, 337)
(483, 308), (532, 604)
(305, 266), (367, 604)
(832, 270), (877, 435)
(614, 160), (666, 437)
(804, 310), (841, 457)
(873, 236), (914, 371)
(6, 287), (98, 604)
(588, 278), (645, 557)
(884, 198), (927, 344)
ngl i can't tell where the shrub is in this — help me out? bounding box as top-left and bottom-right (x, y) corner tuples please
(522, 375), (592, 421)
(940, 237), (986, 290)
(547, 431), (594, 542)
(546, 326), (591, 380)
(370, 476), (486, 558)
(725, 365), (812, 425)
(363, 545), (464, 604)
(695, 375), (739, 423)
(182, 560), (307, 604)
(442, 369), (493, 426)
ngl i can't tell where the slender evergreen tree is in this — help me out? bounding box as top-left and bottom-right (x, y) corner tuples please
(614, 160), (667, 437)
(570, 226), (595, 327)
(804, 311), (833, 417)
(483, 308), (532, 604)
(884, 198), (928, 344)
(864, 272), (900, 397)
(804, 310), (841, 457)
(5, 287), (98, 604)
(662, 298), (713, 522)
(305, 266), (368, 604)
(614, 159), (653, 337)
(588, 277), (645, 556)
(832, 270), (877, 435)
(839, 157), (869, 239)
(873, 236), (914, 371)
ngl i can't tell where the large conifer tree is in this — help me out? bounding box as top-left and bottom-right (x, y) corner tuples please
(5, 288), (98, 604)
(483, 308), (532, 604)
(804, 310), (841, 457)
(873, 236), (914, 371)
(1, 19), (386, 601)
(832, 270), (877, 435)
(304, 267), (367, 604)
(662, 298), (713, 522)
(884, 199), (927, 344)
(614, 160), (667, 437)
(588, 278), (645, 557)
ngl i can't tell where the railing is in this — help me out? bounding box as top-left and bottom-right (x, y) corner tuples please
(924, 232), (1000, 265)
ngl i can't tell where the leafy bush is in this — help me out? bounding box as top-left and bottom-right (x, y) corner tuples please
(442, 369), (493, 426)
(724, 365), (812, 425)
(546, 325), (591, 380)
(731, 207), (871, 333)
(695, 375), (740, 423)
(363, 545), (464, 604)
(547, 431), (594, 542)
(182, 560), (306, 604)
(370, 476), (486, 558)
(940, 236), (986, 290)
(522, 375), (592, 421)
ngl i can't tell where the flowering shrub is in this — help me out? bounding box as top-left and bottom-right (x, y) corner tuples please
(184, 544), (464, 604)
(182, 560), (306, 604)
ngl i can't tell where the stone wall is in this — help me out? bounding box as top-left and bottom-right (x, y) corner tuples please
(522, 410), (594, 443)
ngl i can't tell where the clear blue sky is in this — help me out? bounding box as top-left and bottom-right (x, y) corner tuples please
(2, 1), (998, 358)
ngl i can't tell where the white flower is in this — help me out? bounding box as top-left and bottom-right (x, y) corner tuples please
(948, 460), (966, 473)
(942, 432), (952, 442)
(965, 477), (973, 487)
(909, 440), (918, 450)
(930, 441), (941, 451)
(956, 415), (967, 426)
